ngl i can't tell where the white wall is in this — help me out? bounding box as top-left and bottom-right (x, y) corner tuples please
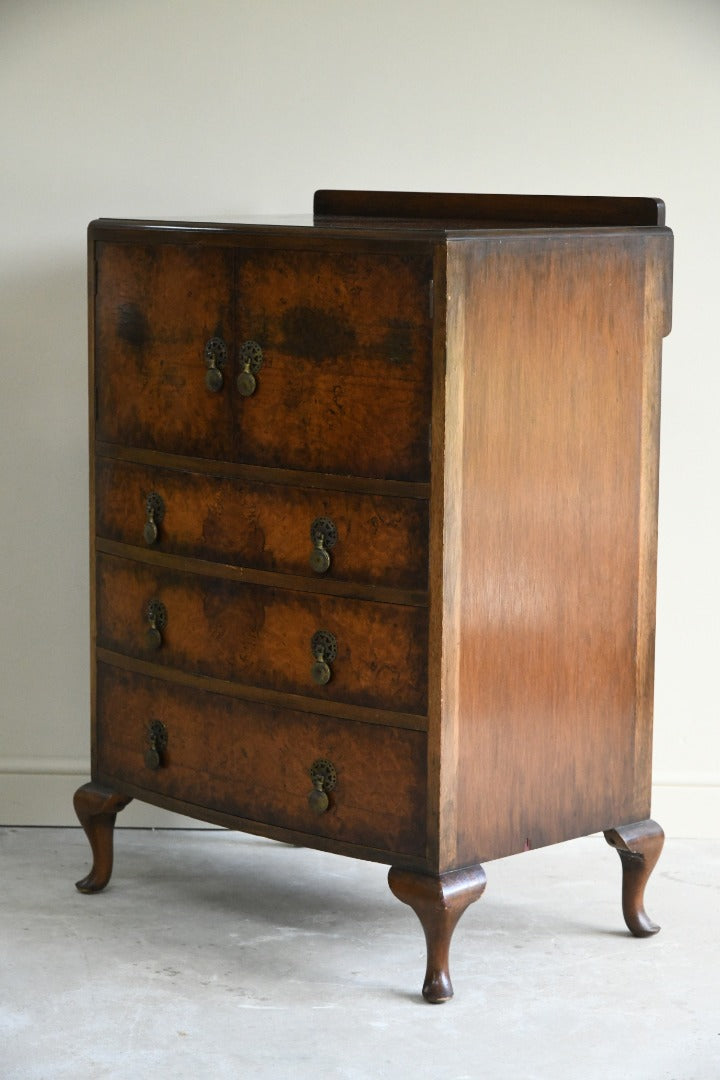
(1, 0), (718, 834)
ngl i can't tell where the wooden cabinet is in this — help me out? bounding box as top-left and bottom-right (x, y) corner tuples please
(75, 190), (673, 1002)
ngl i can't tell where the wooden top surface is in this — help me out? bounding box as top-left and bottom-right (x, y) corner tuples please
(90, 189), (668, 241)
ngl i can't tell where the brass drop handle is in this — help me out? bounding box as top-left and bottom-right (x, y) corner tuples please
(308, 759), (337, 815)
(145, 599), (167, 650)
(204, 337), (227, 392)
(310, 630), (337, 686)
(236, 340), (264, 398)
(145, 720), (168, 770)
(143, 492), (165, 546)
(309, 517), (338, 574)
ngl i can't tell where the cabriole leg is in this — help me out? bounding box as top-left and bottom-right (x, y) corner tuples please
(73, 782), (132, 894)
(604, 819), (664, 937)
(388, 865), (486, 1003)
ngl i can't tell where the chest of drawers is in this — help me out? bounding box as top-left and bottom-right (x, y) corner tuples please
(75, 190), (673, 1002)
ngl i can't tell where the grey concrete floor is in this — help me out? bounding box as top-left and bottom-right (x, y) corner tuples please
(1, 828), (718, 1080)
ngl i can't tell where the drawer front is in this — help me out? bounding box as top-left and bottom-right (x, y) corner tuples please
(94, 241), (432, 481)
(95, 457), (429, 592)
(96, 554), (428, 715)
(96, 663), (427, 857)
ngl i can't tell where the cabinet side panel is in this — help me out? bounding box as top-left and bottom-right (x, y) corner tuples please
(633, 233), (672, 802)
(446, 231), (670, 866)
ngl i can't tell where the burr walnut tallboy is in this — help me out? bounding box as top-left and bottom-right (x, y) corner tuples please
(75, 190), (673, 1002)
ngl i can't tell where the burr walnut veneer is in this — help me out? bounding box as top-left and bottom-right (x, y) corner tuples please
(75, 190), (673, 1002)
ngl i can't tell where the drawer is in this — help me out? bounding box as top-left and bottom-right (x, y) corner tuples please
(94, 241), (432, 481)
(96, 554), (428, 715)
(95, 457), (429, 592)
(96, 663), (427, 858)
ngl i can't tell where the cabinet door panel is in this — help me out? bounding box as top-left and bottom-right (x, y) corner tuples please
(94, 242), (234, 458)
(94, 241), (433, 481)
(233, 249), (433, 480)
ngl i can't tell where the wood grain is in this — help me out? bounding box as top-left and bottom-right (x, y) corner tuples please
(95, 241), (235, 458)
(437, 228), (672, 868)
(95, 455), (429, 591)
(96, 663), (427, 857)
(234, 248), (432, 480)
(388, 865), (486, 1002)
(314, 189), (665, 227)
(95, 553), (428, 715)
(604, 819), (664, 936)
(94, 239), (433, 481)
(73, 782), (132, 893)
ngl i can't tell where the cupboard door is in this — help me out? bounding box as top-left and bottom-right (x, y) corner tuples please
(232, 248), (433, 481)
(94, 242), (234, 458)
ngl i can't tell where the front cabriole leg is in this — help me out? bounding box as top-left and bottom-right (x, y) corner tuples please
(604, 819), (664, 937)
(74, 782), (132, 894)
(388, 865), (486, 1003)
